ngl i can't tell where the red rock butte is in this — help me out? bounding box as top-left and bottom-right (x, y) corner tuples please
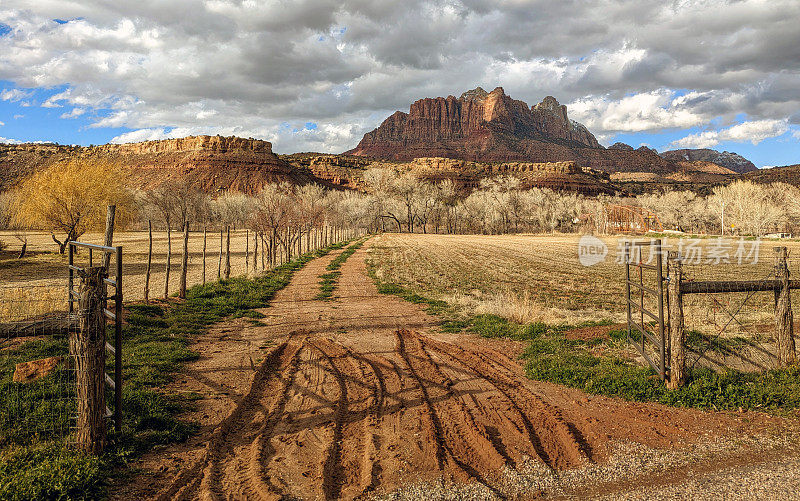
(346, 86), (676, 174)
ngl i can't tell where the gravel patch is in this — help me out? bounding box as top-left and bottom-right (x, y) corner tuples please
(373, 431), (800, 500)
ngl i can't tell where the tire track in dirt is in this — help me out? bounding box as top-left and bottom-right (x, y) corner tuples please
(420, 334), (589, 470)
(141, 241), (781, 501)
(394, 329), (506, 494)
(154, 334), (305, 501)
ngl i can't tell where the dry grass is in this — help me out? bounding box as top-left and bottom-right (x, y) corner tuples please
(0, 229), (289, 302)
(367, 232), (800, 328)
(0, 286), (65, 322)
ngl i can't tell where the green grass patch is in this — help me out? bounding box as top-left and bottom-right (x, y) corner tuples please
(315, 238), (368, 300)
(0, 239), (349, 499)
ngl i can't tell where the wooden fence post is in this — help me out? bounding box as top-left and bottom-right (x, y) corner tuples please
(73, 267), (107, 454)
(202, 226), (207, 285)
(144, 220), (152, 302)
(667, 251), (685, 389)
(101, 205), (116, 270)
(224, 226), (231, 279)
(179, 221), (189, 299)
(775, 246), (796, 367)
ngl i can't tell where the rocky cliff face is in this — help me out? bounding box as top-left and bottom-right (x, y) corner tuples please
(659, 148), (757, 174)
(348, 87), (599, 159)
(0, 136), (308, 194)
(346, 87), (683, 174)
(97, 135), (275, 155)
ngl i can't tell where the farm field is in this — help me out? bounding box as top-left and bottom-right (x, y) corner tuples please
(365, 232), (800, 323)
(0, 229), (290, 311)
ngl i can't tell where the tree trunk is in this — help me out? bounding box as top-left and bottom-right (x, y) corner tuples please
(179, 220), (189, 299)
(667, 252), (685, 389)
(245, 229), (250, 275)
(224, 226), (231, 279)
(202, 227), (207, 285)
(144, 220), (152, 302)
(73, 267), (107, 454)
(17, 242), (27, 259)
(164, 224), (171, 299)
(775, 247), (796, 367)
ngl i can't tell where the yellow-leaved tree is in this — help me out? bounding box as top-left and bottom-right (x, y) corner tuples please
(13, 158), (133, 253)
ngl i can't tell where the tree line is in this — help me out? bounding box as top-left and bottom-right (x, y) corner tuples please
(1, 160), (798, 276)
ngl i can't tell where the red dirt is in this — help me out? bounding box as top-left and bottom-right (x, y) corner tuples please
(113, 242), (786, 500)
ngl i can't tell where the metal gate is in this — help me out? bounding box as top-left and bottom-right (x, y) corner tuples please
(624, 239), (667, 380)
(68, 241), (123, 432)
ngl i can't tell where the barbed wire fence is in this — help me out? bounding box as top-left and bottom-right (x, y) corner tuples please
(671, 244), (800, 375)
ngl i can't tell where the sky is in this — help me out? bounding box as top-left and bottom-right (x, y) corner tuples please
(0, 0), (799, 167)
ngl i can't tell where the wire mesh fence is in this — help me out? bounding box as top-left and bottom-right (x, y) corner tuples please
(0, 283), (77, 446)
(679, 253), (800, 373)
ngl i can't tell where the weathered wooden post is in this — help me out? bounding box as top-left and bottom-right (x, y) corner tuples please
(667, 251), (686, 389)
(252, 231), (258, 272)
(179, 221), (189, 299)
(775, 246), (796, 367)
(144, 220), (152, 301)
(202, 226), (207, 285)
(217, 229), (223, 279)
(224, 226), (231, 279)
(101, 205), (116, 270)
(73, 267), (107, 454)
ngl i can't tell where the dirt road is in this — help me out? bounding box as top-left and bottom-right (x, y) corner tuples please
(124, 242), (788, 500)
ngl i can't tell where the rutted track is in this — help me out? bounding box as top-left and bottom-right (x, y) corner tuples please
(150, 240), (770, 500)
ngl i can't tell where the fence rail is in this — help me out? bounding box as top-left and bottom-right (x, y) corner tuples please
(626, 241), (799, 387)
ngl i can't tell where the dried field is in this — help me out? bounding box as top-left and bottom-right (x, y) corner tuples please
(366, 232), (800, 330)
(0, 229), (285, 309)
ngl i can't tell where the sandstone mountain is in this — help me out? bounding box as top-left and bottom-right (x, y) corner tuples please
(346, 86), (676, 174)
(0, 136), (337, 194)
(659, 148), (758, 174)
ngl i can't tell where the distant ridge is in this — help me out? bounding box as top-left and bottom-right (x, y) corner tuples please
(659, 148), (757, 174)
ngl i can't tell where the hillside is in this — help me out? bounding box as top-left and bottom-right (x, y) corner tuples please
(0, 136), (617, 196)
(0, 136), (322, 194)
(659, 148), (757, 173)
(743, 164), (800, 186)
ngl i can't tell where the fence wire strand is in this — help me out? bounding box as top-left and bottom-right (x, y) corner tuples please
(1, 283), (77, 445)
(679, 257), (800, 373)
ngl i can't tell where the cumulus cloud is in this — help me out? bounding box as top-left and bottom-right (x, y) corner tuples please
(670, 119), (790, 149)
(0, 121), (4, 127)
(0, 136), (21, 144)
(1, 88), (32, 102)
(568, 90), (706, 133)
(60, 107), (86, 119)
(0, 0), (799, 151)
